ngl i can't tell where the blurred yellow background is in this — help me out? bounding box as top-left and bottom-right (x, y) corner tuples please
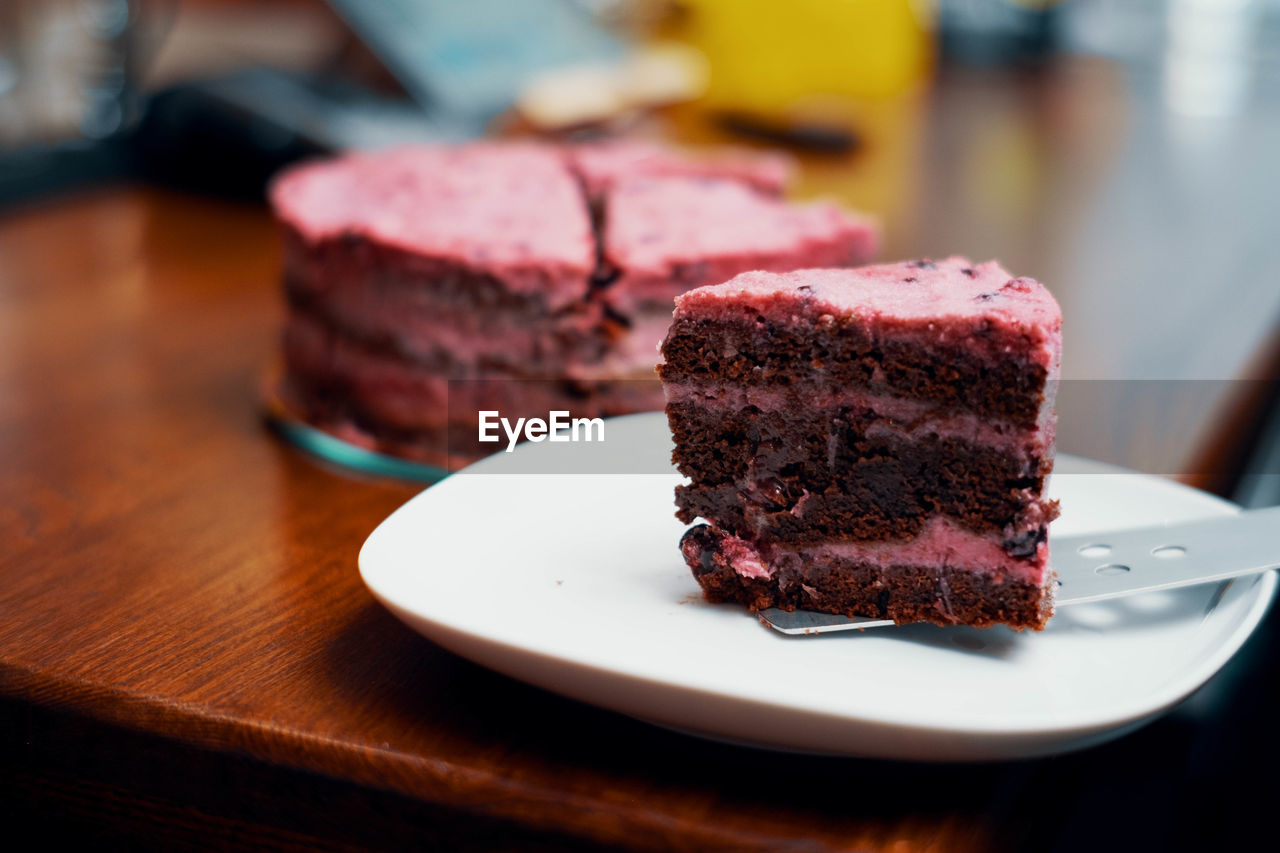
(663, 0), (932, 109)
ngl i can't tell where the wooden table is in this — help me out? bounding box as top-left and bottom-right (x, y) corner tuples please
(2, 60), (1279, 851)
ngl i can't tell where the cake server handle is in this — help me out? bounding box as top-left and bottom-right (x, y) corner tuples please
(758, 505), (1280, 635)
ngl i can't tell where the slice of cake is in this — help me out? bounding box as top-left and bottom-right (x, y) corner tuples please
(658, 258), (1062, 630)
(600, 176), (878, 316)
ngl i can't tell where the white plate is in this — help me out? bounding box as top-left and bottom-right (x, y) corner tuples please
(360, 413), (1277, 761)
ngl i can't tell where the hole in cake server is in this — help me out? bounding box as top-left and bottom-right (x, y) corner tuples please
(1152, 545), (1188, 559)
(1095, 564), (1131, 576)
(1078, 544), (1112, 558)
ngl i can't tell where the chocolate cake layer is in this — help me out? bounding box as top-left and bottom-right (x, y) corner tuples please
(666, 399), (1050, 486)
(681, 524), (1053, 630)
(281, 231), (570, 316)
(667, 400), (1053, 541)
(675, 484), (1051, 548)
(660, 316), (1047, 425)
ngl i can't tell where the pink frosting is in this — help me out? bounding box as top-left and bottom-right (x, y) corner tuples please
(673, 258), (1062, 370)
(664, 383), (1053, 457)
(721, 516), (1050, 585)
(719, 536), (773, 580)
(270, 143), (595, 305)
(603, 177), (879, 311)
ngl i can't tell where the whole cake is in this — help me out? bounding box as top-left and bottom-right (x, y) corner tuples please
(271, 140), (877, 468)
(658, 258), (1062, 629)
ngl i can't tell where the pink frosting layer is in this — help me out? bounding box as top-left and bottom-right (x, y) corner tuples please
(603, 177), (878, 311)
(665, 383), (1053, 457)
(270, 143), (595, 306)
(673, 257), (1062, 371)
(565, 140), (794, 198)
(721, 516), (1050, 585)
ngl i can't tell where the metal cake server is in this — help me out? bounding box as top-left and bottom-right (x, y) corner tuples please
(759, 505), (1280, 635)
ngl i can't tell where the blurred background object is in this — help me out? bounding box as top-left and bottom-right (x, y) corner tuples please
(937, 0), (1060, 66)
(0, 0), (629, 203)
(330, 0), (623, 124)
(0, 0), (144, 146)
(513, 41), (707, 133)
(687, 0), (930, 101)
(2, 0), (1280, 204)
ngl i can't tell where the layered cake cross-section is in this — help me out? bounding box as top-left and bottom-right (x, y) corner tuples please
(659, 258), (1062, 629)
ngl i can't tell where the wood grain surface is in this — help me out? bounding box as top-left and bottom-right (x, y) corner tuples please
(0, 189), (997, 851)
(1, 56), (1278, 849)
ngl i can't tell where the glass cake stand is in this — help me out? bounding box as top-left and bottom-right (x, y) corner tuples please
(260, 366), (450, 484)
